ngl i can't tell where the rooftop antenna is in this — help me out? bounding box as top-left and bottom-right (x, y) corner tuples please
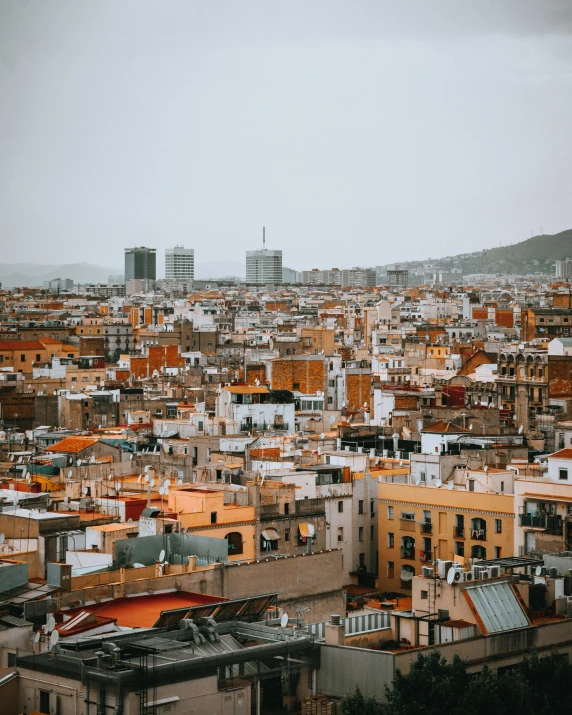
(262, 226), (266, 249)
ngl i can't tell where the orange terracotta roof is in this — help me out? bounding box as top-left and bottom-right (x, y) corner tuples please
(550, 448), (572, 459)
(225, 385), (269, 394)
(0, 340), (46, 350)
(421, 420), (471, 434)
(46, 437), (99, 453)
(38, 337), (62, 344)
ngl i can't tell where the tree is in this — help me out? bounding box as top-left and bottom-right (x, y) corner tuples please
(341, 686), (384, 715)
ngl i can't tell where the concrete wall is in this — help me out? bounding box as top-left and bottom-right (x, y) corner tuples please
(60, 550), (345, 622)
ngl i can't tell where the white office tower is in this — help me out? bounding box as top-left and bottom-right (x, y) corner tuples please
(165, 246), (195, 281)
(246, 228), (283, 284)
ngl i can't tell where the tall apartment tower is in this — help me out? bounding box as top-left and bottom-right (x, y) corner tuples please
(124, 247), (157, 281)
(165, 246), (195, 281)
(246, 228), (283, 284)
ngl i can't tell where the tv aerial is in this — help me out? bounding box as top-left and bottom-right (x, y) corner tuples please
(280, 613), (289, 628)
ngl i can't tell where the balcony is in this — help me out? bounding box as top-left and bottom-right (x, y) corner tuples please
(420, 522), (433, 535)
(470, 530), (487, 541)
(453, 526), (465, 539)
(400, 548), (416, 560)
(519, 514), (563, 535)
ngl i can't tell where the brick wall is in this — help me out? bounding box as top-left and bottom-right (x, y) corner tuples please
(548, 357), (572, 398)
(271, 358), (326, 393)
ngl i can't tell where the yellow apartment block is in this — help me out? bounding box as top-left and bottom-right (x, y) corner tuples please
(166, 487), (256, 561)
(377, 482), (514, 593)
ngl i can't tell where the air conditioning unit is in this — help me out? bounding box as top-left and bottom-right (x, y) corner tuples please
(490, 566), (501, 578)
(437, 560), (453, 579)
(422, 566), (434, 578)
(480, 569), (491, 580)
(464, 571), (474, 582)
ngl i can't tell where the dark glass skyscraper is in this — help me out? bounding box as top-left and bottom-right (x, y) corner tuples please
(124, 247), (156, 281)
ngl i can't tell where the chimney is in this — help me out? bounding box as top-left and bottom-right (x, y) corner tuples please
(187, 555), (196, 573)
(324, 614), (344, 646)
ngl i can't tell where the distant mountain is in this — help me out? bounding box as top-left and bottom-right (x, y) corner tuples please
(0, 262), (119, 288)
(195, 260), (244, 280)
(383, 229), (572, 276)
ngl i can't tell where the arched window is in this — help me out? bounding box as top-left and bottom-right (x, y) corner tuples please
(400, 564), (415, 590)
(471, 545), (486, 559)
(226, 532), (243, 556)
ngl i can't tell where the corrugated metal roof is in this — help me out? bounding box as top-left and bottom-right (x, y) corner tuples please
(464, 581), (529, 635)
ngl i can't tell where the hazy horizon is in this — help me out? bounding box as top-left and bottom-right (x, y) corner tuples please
(2, 1), (572, 270)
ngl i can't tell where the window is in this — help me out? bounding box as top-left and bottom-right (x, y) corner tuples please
(370, 524), (374, 540)
(495, 519), (502, 533)
(559, 468), (568, 481)
(20, 354), (26, 362)
(388, 532), (394, 548)
(198, 421), (204, 432)
(35, 353), (41, 362)
(40, 690), (50, 714)
(400, 512), (415, 521)
(210, 511), (217, 524)
(468, 480), (475, 492)
(338, 501), (344, 513)
(358, 500), (364, 514)
(420, 471), (426, 483)
(370, 499), (375, 516)
(284, 503), (290, 515)
(500, 481), (504, 492)
(7, 652), (16, 666)
(227, 532), (243, 555)
(359, 527), (364, 541)
(423, 510), (431, 523)
(495, 546), (502, 558)
(284, 528), (290, 542)
(359, 553), (366, 568)
(387, 561), (395, 578)
(420, 590), (428, 600)
(455, 541), (464, 556)
(387, 506), (394, 520)
(337, 527), (344, 542)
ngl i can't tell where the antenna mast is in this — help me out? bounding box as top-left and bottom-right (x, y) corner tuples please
(262, 226), (266, 250)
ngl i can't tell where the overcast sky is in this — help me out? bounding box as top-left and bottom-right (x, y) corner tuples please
(1, 1), (572, 272)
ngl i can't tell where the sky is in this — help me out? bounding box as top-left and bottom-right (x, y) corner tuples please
(1, 0), (572, 274)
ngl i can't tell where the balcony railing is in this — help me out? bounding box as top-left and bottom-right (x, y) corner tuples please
(420, 522), (433, 534)
(470, 530), (487, 541)
(240, 422), (291, 433)
(453, 526), (465, 539)
(400, 548), (416, 560)
(519, 514), (563, 535)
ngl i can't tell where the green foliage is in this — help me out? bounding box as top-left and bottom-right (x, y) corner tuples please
(341, 686), (384, 715)
(381, 649), (572, 715)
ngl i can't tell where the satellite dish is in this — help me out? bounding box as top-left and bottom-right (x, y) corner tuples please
(447, 482), (454, 490)
(150, 479), (155, 488)
(435, 479), (442, 487)
(280, 613), (289, 628)
(133, 563), (145, 568)
(50, 630), (59, 647)
(77, 459), (82, 466)
(130, 454), (134, 460)
(518, 424), (524, 434)
(159, 549), (166, 563)
(447, 567), (457, 585)
(115, 482), (121, 492)
(34, 631), (41, 644)
(82, 487), (89, 495)
(67, 470), (73, 479)
(144, 474), (149, 483)
(144, 465), (151, 472)
(164, 479), (171, 488)
(535, 565), (543, 576)
(9, 454), (14, 462)
(469, 424), (473, 431)
(17, 457), (23, 465)
(176, 478), (183, 485)
(320, 433), (326, 441)
(159, 486), (165, 496)
(483, 465), (488, 472)
(47, 615), (56, 632)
